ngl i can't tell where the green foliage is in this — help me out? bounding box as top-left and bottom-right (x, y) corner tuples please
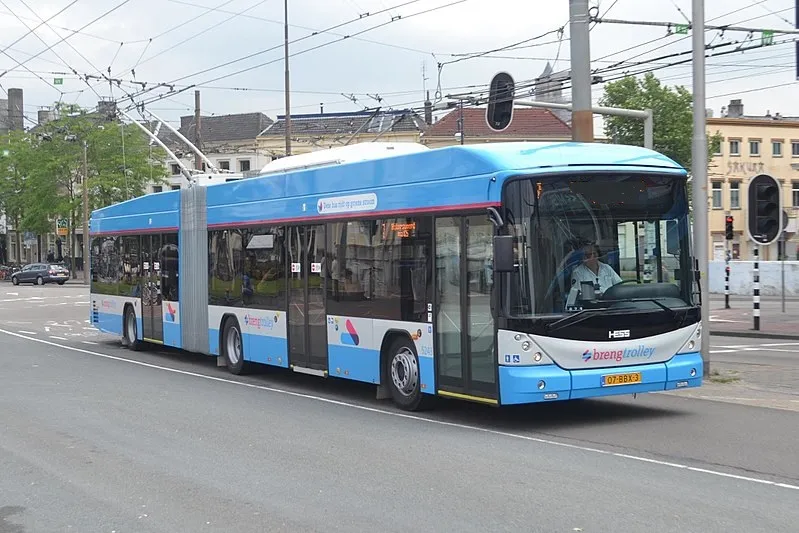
(598, 73), (723, 170)
(1, 104), (168, 240)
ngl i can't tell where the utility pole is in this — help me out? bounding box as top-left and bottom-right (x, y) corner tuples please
(691, 0), (710, 376)
(194, 90), (202, 171)
(283, 0), (292, 156)
(82, 140), (89, 285)
(569, 0), (593, 142)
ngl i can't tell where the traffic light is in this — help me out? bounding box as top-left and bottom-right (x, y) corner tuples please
(725, 215), (734, 240)
(747, 173), (782, 245)
(485, 72), (515, 132)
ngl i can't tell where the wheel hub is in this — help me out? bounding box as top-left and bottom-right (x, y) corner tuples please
(390, 347), (418, 397)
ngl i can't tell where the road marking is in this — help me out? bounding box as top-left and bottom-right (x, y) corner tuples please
(48, 335), (67, 340)
(0, 327), (797, 493)
(710, 349), (737, 354)
(17, 330), (37, 335)
(81, 341), (98, 345)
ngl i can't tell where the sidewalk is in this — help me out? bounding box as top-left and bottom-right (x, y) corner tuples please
(709, 295), (799, 339)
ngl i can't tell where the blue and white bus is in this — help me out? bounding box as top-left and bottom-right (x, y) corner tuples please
(89, 141), (703, 410)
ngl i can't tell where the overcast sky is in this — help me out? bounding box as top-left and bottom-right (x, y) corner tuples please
(0, 0), (796, 129)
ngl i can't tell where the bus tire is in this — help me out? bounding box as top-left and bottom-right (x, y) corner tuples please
(123, 305), (142, 351)
(221, 317), (248, 375)
(384, 336), (431, 411)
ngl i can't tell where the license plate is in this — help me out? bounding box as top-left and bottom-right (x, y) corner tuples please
(601, 372), (642, 387)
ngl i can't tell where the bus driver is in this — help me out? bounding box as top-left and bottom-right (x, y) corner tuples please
(570, 242), (622, 297)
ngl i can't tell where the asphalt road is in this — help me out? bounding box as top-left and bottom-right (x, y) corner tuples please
(1, 285), (798, 533)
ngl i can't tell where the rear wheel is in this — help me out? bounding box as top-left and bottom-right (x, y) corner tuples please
(222, 317), (248, 375)
(123, 306), (142, 351)
(36, 276), (44, 285)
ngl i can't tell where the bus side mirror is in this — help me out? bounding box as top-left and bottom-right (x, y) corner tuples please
(493, 235), (515, 272)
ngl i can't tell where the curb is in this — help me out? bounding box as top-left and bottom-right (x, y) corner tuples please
(709, 329), (799, 340)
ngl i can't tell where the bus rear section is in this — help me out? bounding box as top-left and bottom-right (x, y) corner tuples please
(491, 169), (703, 404)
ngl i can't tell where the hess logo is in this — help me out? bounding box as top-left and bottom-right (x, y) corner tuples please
(608, 329), (631, 339)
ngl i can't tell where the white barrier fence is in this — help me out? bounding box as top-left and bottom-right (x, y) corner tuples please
(709, 260), (799, 296)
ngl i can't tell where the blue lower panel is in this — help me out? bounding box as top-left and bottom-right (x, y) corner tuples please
(163, 322), (181, 348)
(419, 356), (435, 395)
(499, 354), (704, 405)
(664, 352), (704, 389)
(329, 345), (380, 384)
(209, 329), (220, 356)
(94, 311), (123, 336)
(244, 333), (288, 368)
(499, 365), (573, 405)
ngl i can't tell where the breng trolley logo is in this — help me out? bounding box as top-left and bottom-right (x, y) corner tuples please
(244, 313), (278, 330)
(582, 345), (656, 363)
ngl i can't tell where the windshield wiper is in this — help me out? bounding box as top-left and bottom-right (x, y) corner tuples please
(605, 298), (683, 321)
(546, 308), (610, 332)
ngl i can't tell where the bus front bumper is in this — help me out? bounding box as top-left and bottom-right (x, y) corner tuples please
(498, 352), (704, 405)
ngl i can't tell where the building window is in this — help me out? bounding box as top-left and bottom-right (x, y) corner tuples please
(792, 141), (799, 157)
(219, 160), (230, 170)
(729, 139), (740, 155)
(711, 137), (722, 155)
(239, 159), (251, 172)
(170, 164), (181, 175)
(712, 182), (722, 208)
(773, 140), (783, 157)
(171, 185), (181, 191)
(730, 182), (740, 209)
(793, 181), (799, 206)
(749, 140), (760, 156)
(152, 185), (163, 193)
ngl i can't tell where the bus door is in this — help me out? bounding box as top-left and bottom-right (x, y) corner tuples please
(287, 225), (328, 373)
(141, 234), (164, 344)
(434, 215), (498, 404)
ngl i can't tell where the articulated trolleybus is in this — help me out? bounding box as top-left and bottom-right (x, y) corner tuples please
(89, 141), (703, 410)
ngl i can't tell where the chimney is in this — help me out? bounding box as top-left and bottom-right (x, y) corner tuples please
(8, 88), (23, 131)
(424, 90), (432, 125)
(37, 108), (57, 126)
(0, 98), (8, 134)
(320, 103), (324, 114)
(727, 99), (743, 118)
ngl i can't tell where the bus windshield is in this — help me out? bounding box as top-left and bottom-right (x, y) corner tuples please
(501, 173), (695, 318)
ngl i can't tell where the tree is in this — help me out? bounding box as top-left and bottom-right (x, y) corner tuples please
(598, 72), (722, 170)
(1, 103), (167, 268)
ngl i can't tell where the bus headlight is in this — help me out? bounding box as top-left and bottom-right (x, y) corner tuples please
(521, 340), (531, 351)
(538, 380), (546, 390)
(687, 340), (695, 351)
(533, 352), (542, 362)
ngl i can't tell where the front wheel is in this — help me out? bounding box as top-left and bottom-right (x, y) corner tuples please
(384, 336), (431, 411)
(11, 277), (18, 286)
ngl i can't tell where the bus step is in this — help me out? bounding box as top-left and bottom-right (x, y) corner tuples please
(291, 365), (328, 378)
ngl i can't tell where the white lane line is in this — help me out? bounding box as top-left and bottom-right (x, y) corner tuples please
(18, 330), (37, 335)
(81, 341), (98, 345)
(48, 335), (67, 340)
(0, 327), (797, 493)
(710, 349), (737, 354)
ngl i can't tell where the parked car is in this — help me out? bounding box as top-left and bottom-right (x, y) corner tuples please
(10, 263), (70, 285)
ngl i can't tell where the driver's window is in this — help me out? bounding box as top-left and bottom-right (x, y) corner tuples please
(22, 265), (32, 271)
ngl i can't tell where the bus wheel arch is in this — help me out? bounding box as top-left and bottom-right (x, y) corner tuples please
(220, 314), (248, 375)
(122, 304), (142, 351)
(380, 331), (432, 411)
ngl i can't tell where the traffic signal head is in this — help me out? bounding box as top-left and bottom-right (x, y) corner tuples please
(747, 174), (782, 245)
(485, 72), (515, 132)
(725, 215), (734, 240)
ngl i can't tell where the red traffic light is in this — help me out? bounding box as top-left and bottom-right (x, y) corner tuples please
(726, 215), (734, 224)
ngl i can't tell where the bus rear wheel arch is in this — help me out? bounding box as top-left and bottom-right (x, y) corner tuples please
(221, 315), (249, 375)
(381, 333), (432, 411)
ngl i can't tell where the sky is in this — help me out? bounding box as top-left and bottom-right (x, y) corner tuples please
(0, 0), (796, 131)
